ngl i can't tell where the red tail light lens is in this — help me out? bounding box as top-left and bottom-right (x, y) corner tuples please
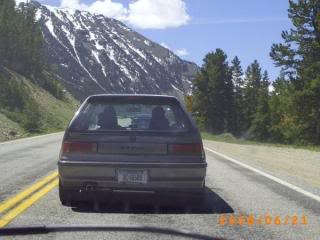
(168, 143), (203, 155)
(61, 142), (97, 154)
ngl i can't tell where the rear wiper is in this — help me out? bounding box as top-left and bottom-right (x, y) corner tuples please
(0, 224), (225, 240)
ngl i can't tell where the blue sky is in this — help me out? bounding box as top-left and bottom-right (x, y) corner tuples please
(37, 0), (291, 81)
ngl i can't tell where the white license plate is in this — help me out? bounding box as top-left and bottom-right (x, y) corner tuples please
(117, 169), (148, 184)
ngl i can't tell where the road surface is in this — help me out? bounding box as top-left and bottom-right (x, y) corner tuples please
(0, 133), (319, 239)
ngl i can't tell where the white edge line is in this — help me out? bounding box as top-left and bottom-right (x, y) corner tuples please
(204, 146), (320, 203)
(0, 132), (64, 145)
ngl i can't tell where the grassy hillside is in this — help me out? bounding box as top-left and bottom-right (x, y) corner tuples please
(24, 79), (79, 132)
(0, 112), (25, 141)
(0, 67), (79, 142)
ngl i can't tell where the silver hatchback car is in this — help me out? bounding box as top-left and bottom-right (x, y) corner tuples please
(58, 94), (207, 205)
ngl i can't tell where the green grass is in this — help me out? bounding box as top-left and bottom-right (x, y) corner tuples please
(0, 112), (26, 142)
(0, 70), (79, 142)
(25, 81), (79, 133)
(201, 132), (320, 152)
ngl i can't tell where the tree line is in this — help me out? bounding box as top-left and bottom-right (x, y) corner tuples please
(192, 0), (320, 145)
(0, 0), (66, 132)
(0, 0), (64, 100)
(0, 0), (44, 76)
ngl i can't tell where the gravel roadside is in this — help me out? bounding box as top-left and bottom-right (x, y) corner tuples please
(204, 140), (320, 194)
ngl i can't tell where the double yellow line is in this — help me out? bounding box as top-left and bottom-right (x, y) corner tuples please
(0, 171), (59, 228)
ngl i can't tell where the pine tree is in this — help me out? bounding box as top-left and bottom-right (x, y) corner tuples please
(270, 0), (320, 144)
(23, 99), (43, 132)
(230, 56), (245, 135)
(193, 49), (234, 134)
(268, 75), (297, 143)
(0, 0), (45, 77)
(225, 64), (235, 134)
(243, 60), (262, 132)
(251, 70), (271, 140)
(0, 0), (17, 66)
(0, 0), (64, 134)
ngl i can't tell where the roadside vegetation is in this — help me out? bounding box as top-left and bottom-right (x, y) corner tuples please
(0, 0), (64, 99)
(201, 132), (320, 152)
(0, 0), (78, 141)
(0, 67), (78, 141)
(190, 0), (320, 146)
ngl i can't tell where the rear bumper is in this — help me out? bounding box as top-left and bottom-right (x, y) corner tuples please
(58, 161), (207, 192)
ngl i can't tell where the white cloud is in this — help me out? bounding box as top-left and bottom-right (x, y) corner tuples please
(160, 42), (171, 50)
(269, 85), (274, 93)
(175, 48), (189, 57)
(87, 0), (128, 21)
(127, 0), (190, 29)
(160, 43), (189, 57)
(60, 0), (87, 10)
(60, 0), (127, 20)
(58, 0), (190, 29)
(16, 0), (44, 4)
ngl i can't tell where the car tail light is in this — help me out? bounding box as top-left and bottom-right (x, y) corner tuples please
(61, 142), (97, 154)
(168, 143), (203, 156)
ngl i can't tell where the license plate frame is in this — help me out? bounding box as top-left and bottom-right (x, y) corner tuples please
(117, 169), (148, 184)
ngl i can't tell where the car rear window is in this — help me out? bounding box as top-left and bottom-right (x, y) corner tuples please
(69, 97), (191, 132)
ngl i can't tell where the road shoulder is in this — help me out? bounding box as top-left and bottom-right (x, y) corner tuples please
(203, 140), (320, 196)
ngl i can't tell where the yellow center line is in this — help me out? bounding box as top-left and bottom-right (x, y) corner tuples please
(0, 178), (59, 228)
(0, 171), (58, 214)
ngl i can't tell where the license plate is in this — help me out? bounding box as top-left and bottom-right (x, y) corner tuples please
(117, 169), (148, 184)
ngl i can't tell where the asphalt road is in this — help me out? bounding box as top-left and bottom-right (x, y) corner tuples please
(0, 133), (319, 240)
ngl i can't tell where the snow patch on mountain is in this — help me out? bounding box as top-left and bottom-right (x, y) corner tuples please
(33, 2), (198, 99)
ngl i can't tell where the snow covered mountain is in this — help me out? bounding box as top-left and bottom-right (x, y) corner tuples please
(32, 2), (198, 100)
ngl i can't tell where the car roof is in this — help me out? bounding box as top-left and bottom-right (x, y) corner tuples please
(88, 94), (177, 98)
(86, 94), (179, 102)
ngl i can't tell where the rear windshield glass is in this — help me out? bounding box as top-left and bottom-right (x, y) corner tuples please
(70, 98), (191, 132)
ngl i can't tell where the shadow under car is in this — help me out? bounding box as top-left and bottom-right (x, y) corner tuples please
(70, 187), (233, 214)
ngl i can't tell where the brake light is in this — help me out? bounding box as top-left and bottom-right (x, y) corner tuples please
(61, 142), (97, 154)
(168, 143), (203, 155)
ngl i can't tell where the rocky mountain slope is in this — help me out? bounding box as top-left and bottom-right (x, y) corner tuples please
(33, 2), (198, 100)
